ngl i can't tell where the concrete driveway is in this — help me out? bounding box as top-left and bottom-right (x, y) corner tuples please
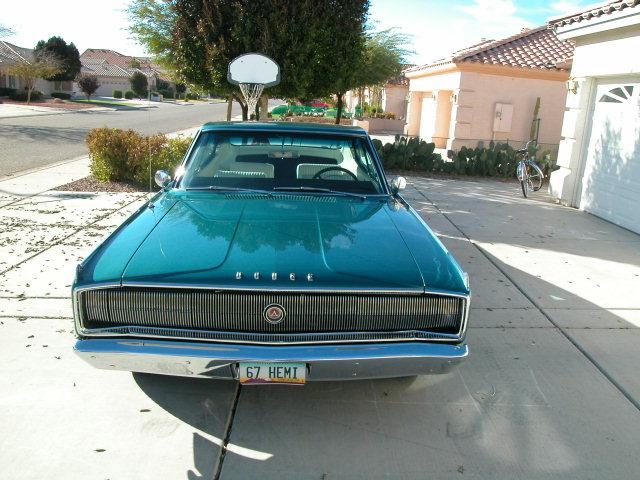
(0, 175), (638, 479)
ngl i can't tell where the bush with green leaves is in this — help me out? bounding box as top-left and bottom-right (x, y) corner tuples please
(86, 127), (192, 186)
(124, 90), (134, 100)
(0, 87), (17, 96)
(113, 90), (123, 99)
(10, 90), (43, 102)
(373, 137), (556, 176)
(372, 136), (442, 171)
(450, 142), (556, 177)
(51, 92), (71, 100)
(159, 88), (174, 99)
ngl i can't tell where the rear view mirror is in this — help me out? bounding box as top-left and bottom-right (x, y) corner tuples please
(154, 170), (172, 188)
(390, 176), (406, 194)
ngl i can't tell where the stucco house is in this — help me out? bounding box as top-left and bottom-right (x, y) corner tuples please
(404, 27), (574, 152)
(0, 41), (72, 96)
(548, 0), (640, 234)
(78, 48), (174, 97)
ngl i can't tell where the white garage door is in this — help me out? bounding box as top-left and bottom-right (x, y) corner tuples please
(580, 80), (640, 233)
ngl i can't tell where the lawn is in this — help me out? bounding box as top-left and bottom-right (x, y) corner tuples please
(73, 99), (139, 108)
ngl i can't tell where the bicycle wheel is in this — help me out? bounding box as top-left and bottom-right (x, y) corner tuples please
(526, 162), (544, 192)
(517, 161), (528, 198)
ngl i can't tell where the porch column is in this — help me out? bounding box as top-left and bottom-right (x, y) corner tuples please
(549, 77), (594, 205)
(405, 91), (423, 136)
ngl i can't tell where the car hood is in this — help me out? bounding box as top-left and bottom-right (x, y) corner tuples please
(79, 191), (467, 294)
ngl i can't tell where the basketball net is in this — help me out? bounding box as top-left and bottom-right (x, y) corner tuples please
(239, 82), (264, 116)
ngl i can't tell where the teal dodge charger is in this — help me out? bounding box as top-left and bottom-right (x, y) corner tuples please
(73, 122), (470, 385)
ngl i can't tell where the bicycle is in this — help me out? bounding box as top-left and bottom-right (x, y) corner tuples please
(516, 140), (544, 198)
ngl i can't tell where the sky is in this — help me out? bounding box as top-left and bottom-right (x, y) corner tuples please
(1, 0), (593, 64)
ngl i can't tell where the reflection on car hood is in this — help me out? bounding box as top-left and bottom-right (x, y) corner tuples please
(79, 191), (467, 294)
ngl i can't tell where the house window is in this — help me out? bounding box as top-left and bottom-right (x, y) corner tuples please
(8, 75), (17, 88)
(599, 86), (634, 103)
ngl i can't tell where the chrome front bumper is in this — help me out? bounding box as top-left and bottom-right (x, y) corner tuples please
(74, 338), (468, 380)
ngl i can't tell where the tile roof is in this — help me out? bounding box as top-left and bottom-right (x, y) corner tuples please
(82, 63), (131, 78)
(80, 48), (170, 81)
(406, 26), (574, 74)
(0, 41), (33, 66)
(549, 0), (640, 27)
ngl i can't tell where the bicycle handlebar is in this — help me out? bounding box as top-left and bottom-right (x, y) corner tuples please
(516, 140), (536, 155)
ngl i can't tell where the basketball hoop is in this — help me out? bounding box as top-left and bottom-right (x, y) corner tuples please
(238, 83), (264, 114)
(228, 53), (280, 119)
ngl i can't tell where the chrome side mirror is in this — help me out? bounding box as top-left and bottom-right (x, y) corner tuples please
(154, 170), (172, 188)
(390, 176), (407, 195)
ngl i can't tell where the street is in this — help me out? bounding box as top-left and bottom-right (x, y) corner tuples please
(0, 101), (239, 176)
(1, 170), (638, 479)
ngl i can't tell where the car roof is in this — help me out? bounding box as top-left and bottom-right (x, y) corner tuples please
(200, 121), (368, 137)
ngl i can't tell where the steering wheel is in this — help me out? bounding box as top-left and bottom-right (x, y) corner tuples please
(312, 166), (358, 181)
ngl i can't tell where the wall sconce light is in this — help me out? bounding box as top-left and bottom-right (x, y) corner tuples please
(566, 77), (579, 94)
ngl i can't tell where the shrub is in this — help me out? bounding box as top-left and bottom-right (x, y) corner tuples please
(76, 73), (100, 100)
(124, 90), (134, 100)
(158, 88), (174, 99)
(0, 87), (17, 96)
(113, 90), (123, 99)
(130, 71), (148, 98)
(10, 90), (43, 102)
(374, 136), (442, 171)
(86, 127), (192, 185)
(186, 92), (200, 100)
(51, 92), (71, 100)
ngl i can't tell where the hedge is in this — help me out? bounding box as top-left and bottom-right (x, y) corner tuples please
(113, 90), (123, 99)
(86, 128), (193, 186)
(372, 137), (442, 171)
(51, 92), (71, 100)
(0, 87), (17, 96)
(9, 90), (43, 102)
(373, 137), (557, 177)
(158, 88), (174, 99)
(124, 90), (134, 100)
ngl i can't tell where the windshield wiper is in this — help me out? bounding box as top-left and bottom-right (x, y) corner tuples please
(273, 186), (368, 200)
(185, 186), (273, 195)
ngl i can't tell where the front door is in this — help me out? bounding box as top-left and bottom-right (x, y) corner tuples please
(419, 94), (436, 140)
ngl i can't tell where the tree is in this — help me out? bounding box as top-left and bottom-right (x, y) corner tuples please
(130, 71), (148, 98)
(128, 0), (371, 121)
(76, 73), (100, 100)
(34, 36), (81, 82)
(351, 28), (411, 112)
(6, 52), (62, 103)
(175, 82), (186, 99)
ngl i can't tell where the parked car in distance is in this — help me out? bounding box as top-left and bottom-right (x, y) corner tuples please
(73, 122), (470, 385)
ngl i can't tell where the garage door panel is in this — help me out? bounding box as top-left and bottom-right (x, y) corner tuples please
(580, 81), (640, 233)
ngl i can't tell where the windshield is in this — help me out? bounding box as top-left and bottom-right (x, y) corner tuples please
(178, 132), (386, 195)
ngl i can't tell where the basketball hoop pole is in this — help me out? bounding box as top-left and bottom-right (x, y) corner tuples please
(228, 53), (280, 121)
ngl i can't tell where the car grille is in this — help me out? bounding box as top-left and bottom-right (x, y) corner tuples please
(76, 288), (467, 343)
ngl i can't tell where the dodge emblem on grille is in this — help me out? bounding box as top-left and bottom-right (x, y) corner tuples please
(263, 304), (285, 324)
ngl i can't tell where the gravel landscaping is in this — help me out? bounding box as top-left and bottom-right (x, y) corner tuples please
(57, 175), (149, 193)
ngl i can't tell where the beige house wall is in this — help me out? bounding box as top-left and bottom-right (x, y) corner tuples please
(406, 66), (568, 152)
(455, 71), (568, 150)
(550, 21), (640, 205)
(381, 84), (408, 119)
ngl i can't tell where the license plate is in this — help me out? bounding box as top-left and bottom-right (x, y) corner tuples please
(238, 362), (306, 385)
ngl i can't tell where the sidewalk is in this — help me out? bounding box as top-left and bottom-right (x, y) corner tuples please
(0, 125), (202, 199)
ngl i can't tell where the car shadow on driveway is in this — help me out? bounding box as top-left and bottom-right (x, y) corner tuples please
(129, 259), (640, 480)
(133, 373), (235, 480)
